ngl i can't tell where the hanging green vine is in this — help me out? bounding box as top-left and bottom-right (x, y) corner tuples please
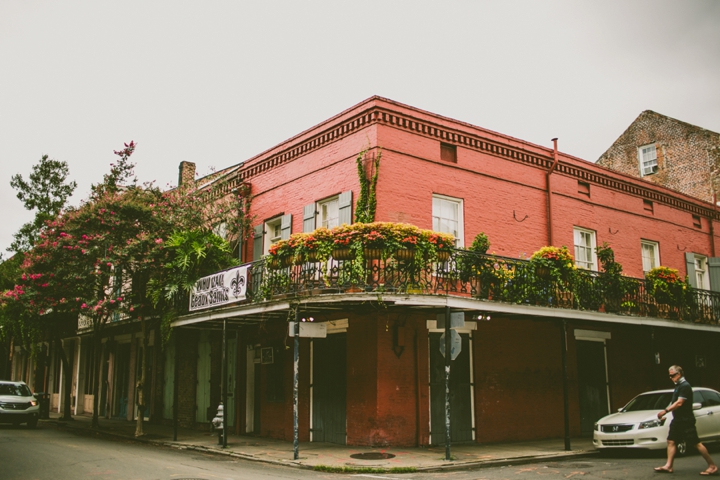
(230, 183), (256, 258)
(354, 148), (381, 224)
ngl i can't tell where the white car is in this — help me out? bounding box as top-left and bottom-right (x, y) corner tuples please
(0, 381), (40, 428)
(593, 387), (720, 455)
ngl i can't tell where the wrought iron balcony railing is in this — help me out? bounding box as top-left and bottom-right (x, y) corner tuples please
(192, 250), (720, 326)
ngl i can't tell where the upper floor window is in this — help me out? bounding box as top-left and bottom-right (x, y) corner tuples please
(638, 144), (658, 177)
(263, 217), (283, 255)
(694, 254), (710, 290)
(254, 213), (291, 261)
(573, 227), (597, 270)
(641, 240), (659, 273)
(213, 222), (228, 240)
(318, 197), (339, 229)
(432, 195), (464, 247)
(302, 191), (352, 234)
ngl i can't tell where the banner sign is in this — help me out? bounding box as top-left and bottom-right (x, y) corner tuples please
(189, 265), (249, 312)
(78, 314), (92, 330)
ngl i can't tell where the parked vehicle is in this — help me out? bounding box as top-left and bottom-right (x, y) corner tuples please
(0, 381), (40, 428)
(593, 387), (720, 455)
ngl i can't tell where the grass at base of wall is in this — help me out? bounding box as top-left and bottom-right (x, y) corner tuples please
(313, 465), (417, 474)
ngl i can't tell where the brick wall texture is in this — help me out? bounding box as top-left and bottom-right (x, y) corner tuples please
(597, 110), (720, 203)
(127, 98), (720, 446)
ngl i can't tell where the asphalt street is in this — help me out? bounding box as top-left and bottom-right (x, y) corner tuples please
(2, 423), (719, 480)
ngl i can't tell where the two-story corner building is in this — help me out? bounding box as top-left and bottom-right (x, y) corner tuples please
(597, 110), (720, 205)
(19, 97), (720, 448)
(163, 97), (720, 448)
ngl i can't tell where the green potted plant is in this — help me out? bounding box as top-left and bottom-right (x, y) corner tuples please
(646, 266), (689, 315)
(529, 246), (577, 307)
(594, 243), (628, 312)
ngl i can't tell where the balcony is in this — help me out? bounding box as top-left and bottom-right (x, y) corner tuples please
(204, 249), (720, 326)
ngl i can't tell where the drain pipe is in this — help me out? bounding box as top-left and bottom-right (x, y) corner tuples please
(547, 139), (560, 246)
(712, 195), (717, 258)
(561, 319), (571, 451)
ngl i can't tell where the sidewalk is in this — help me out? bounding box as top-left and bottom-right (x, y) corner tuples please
(42, 413), (597, 472)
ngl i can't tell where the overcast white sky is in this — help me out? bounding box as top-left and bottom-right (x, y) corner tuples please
(1, 1), (719, 256)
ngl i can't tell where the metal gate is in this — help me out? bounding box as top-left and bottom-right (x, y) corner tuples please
(312, 333), (347, 444)
(429, 332), (474, 444)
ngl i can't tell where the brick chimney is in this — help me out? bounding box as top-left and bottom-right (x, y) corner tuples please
(178, 161), (196, 186)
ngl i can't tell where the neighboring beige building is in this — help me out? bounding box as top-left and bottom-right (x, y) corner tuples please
(597, 110), (720, 204)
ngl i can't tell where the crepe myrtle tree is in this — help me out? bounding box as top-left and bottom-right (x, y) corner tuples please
(10, 142), (240, 433)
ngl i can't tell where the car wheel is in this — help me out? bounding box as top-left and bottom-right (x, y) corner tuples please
(27, 417), (38, 429)
(676, 440), (687, 456)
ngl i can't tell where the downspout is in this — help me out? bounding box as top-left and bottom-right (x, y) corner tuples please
(711, 195), (717, 258)
(547, 138), (560, 246)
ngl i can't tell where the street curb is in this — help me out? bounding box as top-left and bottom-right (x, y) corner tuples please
(412, 450), (599, 473)
(42, 419), (599, 472)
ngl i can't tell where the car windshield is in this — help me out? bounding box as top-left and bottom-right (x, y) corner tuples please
(622, 392), (673, 412)
(0, 384), (32, 397)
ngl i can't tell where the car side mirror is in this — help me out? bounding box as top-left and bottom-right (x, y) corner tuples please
(693, 402), (702, 410)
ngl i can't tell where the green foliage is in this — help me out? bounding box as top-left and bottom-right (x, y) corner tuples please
(9, 155), (77, 253)
(313, 465), (416, 474)
(267, 222), (454, 271)
(354, 149), (381, 223)
(593, 243), (630, 311)
(646, 266), (689, 308)
(148, 229), (237, 340)
(90, 141), (137, 199)
(12, 141), (240, 342)
(458, 232), (490, 283)
(228, 183), (255, 258)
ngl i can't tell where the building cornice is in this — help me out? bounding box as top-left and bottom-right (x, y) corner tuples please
(216, 98), (719, 220)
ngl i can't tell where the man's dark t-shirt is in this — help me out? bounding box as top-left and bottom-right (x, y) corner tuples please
(671, 379), (694, 423)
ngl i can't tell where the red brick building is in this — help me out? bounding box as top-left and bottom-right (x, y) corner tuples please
(25, 97), (718, 448)
(165, 97), (720, 447)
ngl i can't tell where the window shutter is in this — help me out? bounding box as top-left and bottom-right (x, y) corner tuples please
(253, 224), (264, 261)
(280, 214), (292, 240)
(685, 252), (697, 288)
(338, 190), (353, 226)
(303, 204), (316, 232)
(708, 257), (720, 292)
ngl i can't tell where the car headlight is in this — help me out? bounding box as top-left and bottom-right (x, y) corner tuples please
(30, 400), (38, 406)
(594, 423), (598, 431)
(639, 418), (666, 429)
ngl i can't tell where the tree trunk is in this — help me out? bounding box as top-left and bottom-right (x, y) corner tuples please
(55, 337), (73, 421)
(135, 318), (147, 437)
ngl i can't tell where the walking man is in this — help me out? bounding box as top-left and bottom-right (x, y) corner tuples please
(654, 365), (718, 475)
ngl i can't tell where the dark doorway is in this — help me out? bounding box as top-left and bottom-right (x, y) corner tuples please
(576, 340), (609, 436)
(312, 333), (347, 444)
(429, 332), (473, 443)
(114, 343), (131, 418)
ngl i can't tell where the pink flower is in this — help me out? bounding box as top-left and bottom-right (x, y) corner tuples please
(155, 238), (163, 244)
(81, 303), (88, 309)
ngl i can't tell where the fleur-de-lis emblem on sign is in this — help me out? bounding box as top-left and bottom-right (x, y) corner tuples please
(230, 270), (245, 298)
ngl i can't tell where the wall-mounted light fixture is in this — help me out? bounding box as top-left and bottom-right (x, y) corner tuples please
(476, 313), (491, 321)
(301, 317), (314, 322)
